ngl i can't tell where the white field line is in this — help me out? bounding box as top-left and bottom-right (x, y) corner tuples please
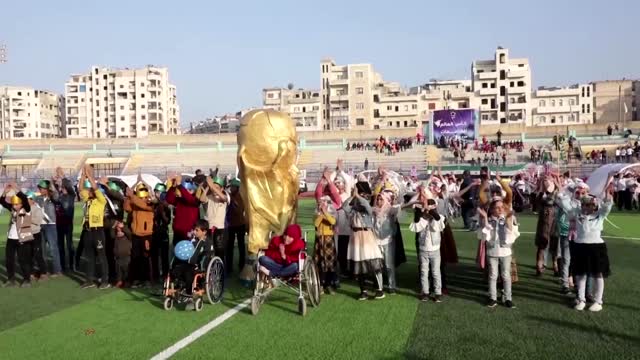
(150, 299), (251, 360)
(451, 229), (640, 241)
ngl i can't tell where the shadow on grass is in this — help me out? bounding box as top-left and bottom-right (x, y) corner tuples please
(526, 315), (640, 344)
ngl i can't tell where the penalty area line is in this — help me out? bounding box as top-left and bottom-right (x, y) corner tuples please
(150, 299), (251, 360)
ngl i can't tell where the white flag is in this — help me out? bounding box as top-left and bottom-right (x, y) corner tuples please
(624, 102), (629, 114)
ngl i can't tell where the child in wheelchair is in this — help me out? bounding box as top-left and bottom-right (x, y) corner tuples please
(258, 224), (304, 281)
(168, 219), (213, 307)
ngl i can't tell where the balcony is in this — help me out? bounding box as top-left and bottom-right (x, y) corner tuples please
(479, 87), (497, 96)
(264, 97), (280, 106)
(507, 69), (528, 78)
(329, 96), (348, 102)
(535, 105), (576, 114)
(11, 101), (26, 108)
(477, 71), (497, 80)
(508, 101), (528, 110)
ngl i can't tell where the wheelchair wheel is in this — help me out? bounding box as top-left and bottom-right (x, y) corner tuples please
(194, 297), (204, 312)
(304, 261), (321, 307)
(298, 297), (307, 316)
(250, 296), (261, 316)
(163, 274), (172, 297)
(205, 256), (225, 305)
(163, 297), (173, 311)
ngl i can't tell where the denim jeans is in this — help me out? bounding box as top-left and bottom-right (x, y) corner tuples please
(42, 224), (61, 274)
(379, 243), (396, 290)
(258, 256), (298, 277)
(57, 223), (75, 271)
(488, 256), (512, 301)
(419, 250), (441, 295)
(559, 236), (571, 288)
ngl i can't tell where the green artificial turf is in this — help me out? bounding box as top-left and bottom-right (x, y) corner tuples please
(0, 201), (639, 359)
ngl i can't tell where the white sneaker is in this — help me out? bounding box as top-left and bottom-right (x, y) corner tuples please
(574, 301), (586, 311)
(588, 303), (603, 312)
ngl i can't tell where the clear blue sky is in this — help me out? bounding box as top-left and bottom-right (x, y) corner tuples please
(1, 0), (638, 127)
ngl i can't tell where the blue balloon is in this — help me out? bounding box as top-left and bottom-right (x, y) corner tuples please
(174, 240), (195, 261)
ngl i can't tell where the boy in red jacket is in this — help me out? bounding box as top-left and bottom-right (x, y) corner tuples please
(165, 175), (200, 246)
(258, 224), (304, 278)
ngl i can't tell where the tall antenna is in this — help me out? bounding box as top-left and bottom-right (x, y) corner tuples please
(0, 43), (6, 63)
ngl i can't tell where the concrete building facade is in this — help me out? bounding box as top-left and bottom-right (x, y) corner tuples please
(472, 47), (532, 125)
(263, 87), (322, 131)
(591, 80), (634, 125)
(64, 66), (180, 139)
(0, 86), (64, 139)
(531, 84), (593, 126)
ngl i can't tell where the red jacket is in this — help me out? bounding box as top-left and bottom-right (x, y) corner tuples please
(165, 185), (200, 237)
(265, 235), (304, 265)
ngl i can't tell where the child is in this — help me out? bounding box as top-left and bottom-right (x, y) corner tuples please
(556, 175), (614, 312)
(111, 221), (132, 288)
(343, 182), (385, 301)
(314, 197), (338, 294)
(258, 224), (305, 278)
(171, 219), (213, 297)
(152, 183), (171, 281)
(410, 198), (445, 302)
(1, 185), (34, 288)
(26, 191), (48, 280)
(373, 191), (400, 294)
(478, 196), (520, 308)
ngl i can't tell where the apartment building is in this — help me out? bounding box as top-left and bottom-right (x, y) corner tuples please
(591, 80), (635, 124)
(472, 47), (532, 124)
(320, 59), (383, 130)
(0, 86), (64, 139)
(262, 87), (322, 131)
(64, 66), (180, 139)
(531, 84), (593, 126)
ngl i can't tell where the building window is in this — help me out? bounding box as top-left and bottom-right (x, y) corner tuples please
(356, 87), (364, 95)
(509, 97), (515, 104)
(499, 53), (506, 64)
(540, 116), (546, 123)
(428, 103), (436, 110)
(482, 83), (488, 89)
(120, 105), (125, 110)
(356, 118), (364, 126)
(411, 104), (417, 110)
(120, 116), (125, 121)
(551, 99), (556, 107)
(581, 88), (585, 97)
(569, 99), (575, 106)
(141, 104), (146, 109)
(587, 87), (590, 97)
(121, 127), (125, 132)
(387, 105), (392, 111)
(539, 100), (546, 107)
(141, 94), (145, 98)
(517, 81), (525, 87)
(355, 102), (364, 110)
(267, 93), (274, 99)
(559, 115), (564, 123)
(482, 99), (488, 105)
(141, 115), (146, 120)
(481, 114), (489, 120)
(582, 104), (585, 114)
(141, 126), (146, 131)
(569, 114), (575, 122)
(500, 70), (506, 80)
(404, 105), (409, 111)
(355, 71), (364, 78)
(490, 83), (496, 89)
(140, 82), (144, 87)
(587, 104), (591, 113)
(551, 116), (556, 124)
(558, 99), (563, 106)
(510, 81), (515, 87)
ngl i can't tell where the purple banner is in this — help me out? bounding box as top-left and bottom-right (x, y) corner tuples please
(431, 109), (476, 142)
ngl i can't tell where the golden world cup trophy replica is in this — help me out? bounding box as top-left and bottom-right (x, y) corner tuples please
(237, 109), (299, 282)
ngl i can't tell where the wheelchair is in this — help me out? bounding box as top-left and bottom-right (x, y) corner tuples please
(162, 253), (225, 311)
(250, 232), (321, 316)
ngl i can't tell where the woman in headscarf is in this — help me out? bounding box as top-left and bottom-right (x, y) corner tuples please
(534, 175), (559, 276)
